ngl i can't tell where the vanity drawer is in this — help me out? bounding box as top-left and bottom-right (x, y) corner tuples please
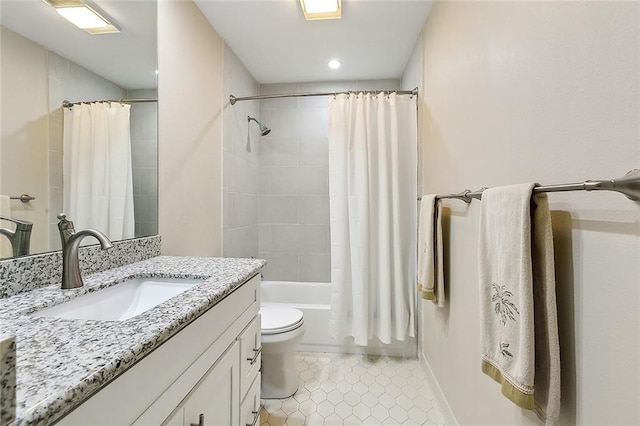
(239, 314), (262, 397)
(241, 372), (261, 426)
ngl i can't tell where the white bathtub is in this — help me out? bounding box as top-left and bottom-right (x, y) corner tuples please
(261, 281), (333, 353)
(260, 280), (416, 356)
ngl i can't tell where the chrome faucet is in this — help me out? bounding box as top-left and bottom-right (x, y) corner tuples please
(0, 216), (33, 257)
(57, 213), (113, 289)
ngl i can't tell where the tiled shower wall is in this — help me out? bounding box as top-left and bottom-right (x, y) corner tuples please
(128, 88), (158, 238)
(222, 44), (260, 258)
(258, 79), (400, 282)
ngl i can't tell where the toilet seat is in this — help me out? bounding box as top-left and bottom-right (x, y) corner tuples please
(260, 307), (304, 335)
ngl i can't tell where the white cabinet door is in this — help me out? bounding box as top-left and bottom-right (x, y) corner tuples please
(238, 315), (261, 398)
(240, 373), (261, 426)
(183, 341), (240, 426)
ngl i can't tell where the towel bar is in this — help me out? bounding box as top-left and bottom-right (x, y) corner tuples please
(9, 194), (36, 203)
(423, 169), (640, 203)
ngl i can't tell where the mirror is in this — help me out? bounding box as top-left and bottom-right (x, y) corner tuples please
(0, 0), (158, 260)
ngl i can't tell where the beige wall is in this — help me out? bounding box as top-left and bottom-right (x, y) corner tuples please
(417, 1), (639, 425)
(157, 0), (224, 256)
(0, 26), (50, 256)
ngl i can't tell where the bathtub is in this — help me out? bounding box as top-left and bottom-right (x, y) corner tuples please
(260, 280), (416, 356)
(261, 281), (333, 353)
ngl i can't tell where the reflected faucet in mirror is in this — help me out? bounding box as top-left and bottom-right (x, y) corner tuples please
(57, 213), (113, 290)
(0, 216), (33, 257)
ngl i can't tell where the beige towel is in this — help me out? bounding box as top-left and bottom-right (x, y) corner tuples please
(478, 183), (560, 425)
(0, 196), (12, 258)
(417, 195), (445, 307)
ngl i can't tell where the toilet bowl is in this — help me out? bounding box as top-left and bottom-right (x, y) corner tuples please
(260, 306), (305, 399)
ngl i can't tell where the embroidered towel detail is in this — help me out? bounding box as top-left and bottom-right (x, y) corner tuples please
(417, 195), (444, 306)
(478, 184), (560, 425)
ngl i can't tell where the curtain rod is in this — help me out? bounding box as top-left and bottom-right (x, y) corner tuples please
(62, 99), (157, 108)
(229, 87), (418, 105)
(419, 169), (640, 203)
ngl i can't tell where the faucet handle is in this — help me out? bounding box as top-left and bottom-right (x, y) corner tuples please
(57, 213), (75, 234)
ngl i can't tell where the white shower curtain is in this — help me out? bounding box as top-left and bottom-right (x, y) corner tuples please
(63, 102), (135, 240)
(328, 92), (417, 346)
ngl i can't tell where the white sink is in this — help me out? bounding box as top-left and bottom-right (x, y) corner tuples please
(30, 277), (203, 321)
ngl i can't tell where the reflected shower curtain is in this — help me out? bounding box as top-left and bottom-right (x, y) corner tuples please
(328, 92), (417, 346)
(63, 102), (134, 240)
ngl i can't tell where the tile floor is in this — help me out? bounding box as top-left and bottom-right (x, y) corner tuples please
(260, 352), (447, 426)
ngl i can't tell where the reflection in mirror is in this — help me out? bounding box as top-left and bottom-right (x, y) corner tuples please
(0, 0), (158, 260)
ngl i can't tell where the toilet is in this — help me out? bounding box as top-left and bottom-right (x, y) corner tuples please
(260, 306), (305, 399)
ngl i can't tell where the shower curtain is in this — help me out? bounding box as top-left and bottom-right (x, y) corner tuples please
(63, 102), (135, 240)
(328, 92), (417, 346)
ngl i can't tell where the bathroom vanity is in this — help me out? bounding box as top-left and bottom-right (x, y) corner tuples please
(0, 255), (265, 425)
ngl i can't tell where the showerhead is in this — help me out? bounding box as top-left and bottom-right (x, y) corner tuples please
(248, 116), (271, 136)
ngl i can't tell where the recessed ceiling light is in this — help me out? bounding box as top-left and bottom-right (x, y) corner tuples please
(328, 59), (341, 70)
(56, 7), (107, 28)
(300, 0), (342, 20)
(43, 0), (120, 34)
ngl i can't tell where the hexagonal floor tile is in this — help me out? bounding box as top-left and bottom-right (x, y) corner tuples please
(370, 405), (390, 422)
(352, 402), (371, 421)
(335, 401), (353, 419)
(258, 351), (447, 426)
(297, 399), (317, 417)
(326, 389), (344, 405)
(316, 400), (336, 418)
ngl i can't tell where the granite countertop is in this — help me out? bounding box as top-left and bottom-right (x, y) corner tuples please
(0, 255), (265, 426)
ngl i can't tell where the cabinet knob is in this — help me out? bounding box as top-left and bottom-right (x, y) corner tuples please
(247, 346), (263, 365)
(246, 410), (260, 426)
(190, 413), (204, 426)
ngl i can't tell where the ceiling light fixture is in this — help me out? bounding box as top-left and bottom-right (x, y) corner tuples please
(328, 59), (341, 70)
(43, 0), (120, 34)
(300, 0), (342, 21)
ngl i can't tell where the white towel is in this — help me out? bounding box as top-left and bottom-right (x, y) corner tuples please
(0, 196), (12, 258)
(417, 195), (445, 307)
(478, 183), (560, 425)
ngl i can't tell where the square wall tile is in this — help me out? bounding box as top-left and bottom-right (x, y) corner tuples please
(299, 196), (329, 225)
(356, 79), (400, 91)
(259, 252), (299, 281)
(269, 167), (328, 196)
(259, 196), (298, 224)
(259, 137), (298, 166)
(298, 107), (328, 138)
(231, 193), (258, 228)
(298, 137), (328, 167)
(263, 108), (300, 138)
(268, 224), (329, 254)
(299, 253), (331, 282)
(224, 226), (259, 258)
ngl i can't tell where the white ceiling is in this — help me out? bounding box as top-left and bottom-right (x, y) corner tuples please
(195, 0), (433, 84)
(1, 1), (432, 89)
(0, 0), (157, 90)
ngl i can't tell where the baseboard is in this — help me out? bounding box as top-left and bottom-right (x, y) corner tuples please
(420, 353), (459, 426)
(298, 342), (417, 358)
